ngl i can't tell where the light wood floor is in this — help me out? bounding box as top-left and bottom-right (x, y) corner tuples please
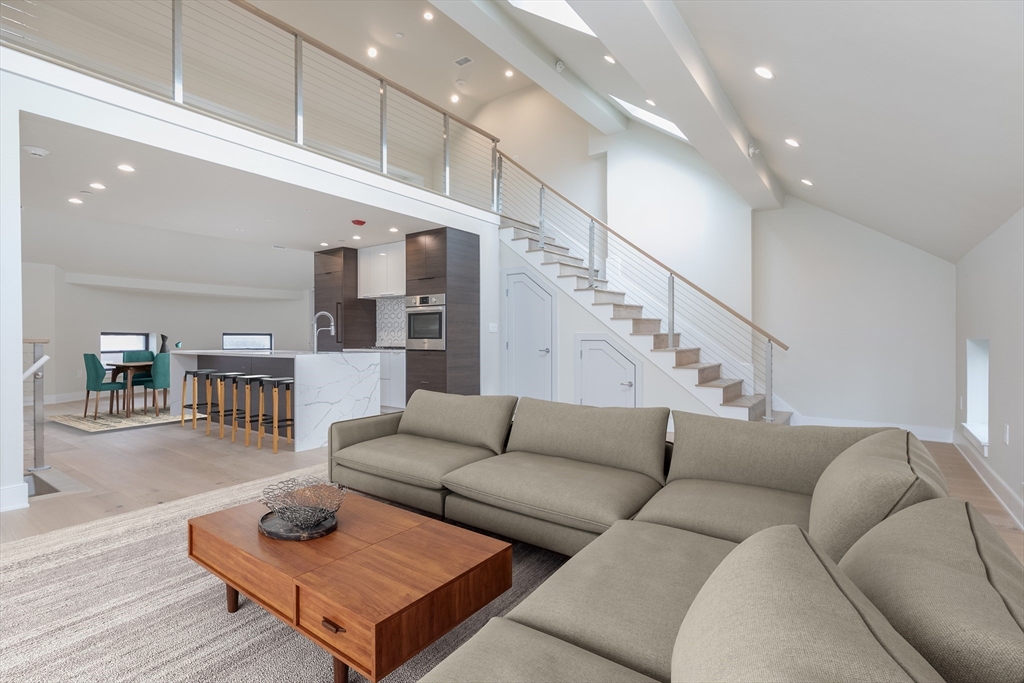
(5, 407), (1023, 563)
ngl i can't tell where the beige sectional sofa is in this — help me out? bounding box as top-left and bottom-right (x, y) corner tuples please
(329, 391), (1023, 682)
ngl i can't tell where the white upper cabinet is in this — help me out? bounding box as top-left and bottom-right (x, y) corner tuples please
(358, 241), (405, 298)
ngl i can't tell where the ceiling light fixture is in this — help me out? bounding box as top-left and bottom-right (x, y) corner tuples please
(353, 235), (362, 240)
(507, 0), (595, 36)
(609, 95), (687, 141)
(423, 11), (433, 20)
(754, 66), (774, 79)
(68, 197), (83, 204)
(389, 227), (399, 232)
(379, 252), (386, 256)
(450, 94), (459, 103)
(367, 47), (377, 58)
(785, 139), (800, 147)
(320, 242), (329, 246)
(395, 32), (404, 39)
(22, 145), (50, 157)
(646, 99), (655, 106)
(117, 164), (135, 172)
(89, 182), (106, 189)
(801, 179), (813, 186)
(505, 69), (514, 77)
(604, 55), (616, 64)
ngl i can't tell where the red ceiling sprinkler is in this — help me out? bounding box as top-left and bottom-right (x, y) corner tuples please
(352, 219), (366, 226)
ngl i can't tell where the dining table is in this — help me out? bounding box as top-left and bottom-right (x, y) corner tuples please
(107, 361), (153, 418)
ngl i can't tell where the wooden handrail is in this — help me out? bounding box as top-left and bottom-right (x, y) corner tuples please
(228, 0), (499, 143)
(498, 152), (789, 350)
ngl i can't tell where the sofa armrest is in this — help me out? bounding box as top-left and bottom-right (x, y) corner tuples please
(328, 412), (404, 456)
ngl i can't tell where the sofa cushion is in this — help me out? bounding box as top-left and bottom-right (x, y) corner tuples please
(670, 410), (889, 495)
(635, 479), (811, 543)
(840, 498), (1024, 683)
(442, 452), (662, 534)
(810, 429), (948, 561)
(508, 520), (736, 682)
(334, 433), (493, 490)
(398, 390), (518, 454)
(506, 398), (670, 484)
(672, 525), (942, 683)
(420, 618), (659, 683)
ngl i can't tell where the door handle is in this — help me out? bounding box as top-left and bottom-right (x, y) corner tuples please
(621, 381), (634, 387)
(539, 348), (550, 354)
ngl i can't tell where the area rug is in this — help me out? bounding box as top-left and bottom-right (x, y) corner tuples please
(48, 411), (198, 432)
(0, 465), (567, 683)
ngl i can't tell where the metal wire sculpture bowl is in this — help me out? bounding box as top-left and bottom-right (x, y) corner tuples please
(260, 477), (347, 529)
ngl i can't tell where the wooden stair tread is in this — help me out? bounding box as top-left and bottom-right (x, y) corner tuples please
(559, 274), (608, 284)
(633, 318), (661, 323)
(575, 288), (626, 295)
(528, 248), (583, 260)
(676, 362), (720, 370)
(697, 378), (742, 388)
(722, 394), (765, 408)
(766, 411), (793, 425)
(512, 236), (569, 250)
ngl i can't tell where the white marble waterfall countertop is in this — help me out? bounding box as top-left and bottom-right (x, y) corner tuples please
(172, 349), (326, 359)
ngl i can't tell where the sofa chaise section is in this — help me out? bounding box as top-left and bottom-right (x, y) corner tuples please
(329, 390), (518, 516)
(442, 398), (669, 555)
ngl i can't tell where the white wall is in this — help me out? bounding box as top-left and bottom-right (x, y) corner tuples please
(604, 124), (753, 317)
(753, 197), (956, 439)
(955, 208), (1024, 524)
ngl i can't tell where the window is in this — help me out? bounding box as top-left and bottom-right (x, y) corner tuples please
(100, 332), (149, 366)
(965, 338), (990, 450)
(222, 333), (273, 351)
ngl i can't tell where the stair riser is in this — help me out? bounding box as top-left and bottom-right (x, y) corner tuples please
(512, 227), (540, 241)
(632, 319), (661, 334)
(610, 305), (644, 319)
(722, 382), (743, 403)
(674, 348), (701, 366)
(558, 263), (592, 278)
(542, 252), (584, 266)
(652, 333), (681, 350)
(592, 290), (626, 305)
(697, 364), (721, 384)
(528, 238), (570, 255)
(566, 275), (609, 288)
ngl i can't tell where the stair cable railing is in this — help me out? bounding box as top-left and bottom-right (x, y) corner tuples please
(23, 339), (51, 472)
(0, 0), (788, 420)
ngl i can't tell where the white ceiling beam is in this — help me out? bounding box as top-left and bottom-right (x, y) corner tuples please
(430, 0), (628, 135)
(569, 0), (783, 209)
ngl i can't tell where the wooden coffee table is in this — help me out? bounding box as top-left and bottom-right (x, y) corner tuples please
(188, 494), (512, 682)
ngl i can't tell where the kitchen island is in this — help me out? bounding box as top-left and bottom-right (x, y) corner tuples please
(169, 350), (379, 452)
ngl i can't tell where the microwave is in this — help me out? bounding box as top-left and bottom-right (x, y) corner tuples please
(406, 294), (445, 351)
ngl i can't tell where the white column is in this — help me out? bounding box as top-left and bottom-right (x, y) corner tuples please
(0, 94), (28, 511)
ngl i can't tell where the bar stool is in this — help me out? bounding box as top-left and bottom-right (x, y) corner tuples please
(258, 377), (294, 453)
(181, 368), (217, 430)
(209, 372), (244, 439)
(232, 374), (269, 446)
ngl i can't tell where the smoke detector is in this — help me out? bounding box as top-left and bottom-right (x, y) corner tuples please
(454, 56), (473, 67)
(22, 146), (50, 158)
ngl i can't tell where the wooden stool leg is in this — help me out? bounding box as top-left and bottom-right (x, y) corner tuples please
(206, 376), (213, 436)
(192, 376), (198, 429)
(257, 385), (265, 450)
(181, 375), (187, 426)
(244, 383), (252, 447)
(218, 379), (226, 439)
(286, 386), (292, 443)
(333, 658), (349, 683)
(272, 385), (280, 454)
(231, 381), (238, 443)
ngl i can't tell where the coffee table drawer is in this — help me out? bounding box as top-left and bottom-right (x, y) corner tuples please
(297, 586), (373, 672)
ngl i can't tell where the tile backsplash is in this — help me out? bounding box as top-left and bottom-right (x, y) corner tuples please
(376, 296), (406, 347)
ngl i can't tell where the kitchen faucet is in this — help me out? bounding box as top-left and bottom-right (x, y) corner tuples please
(312, 310), (336, 353)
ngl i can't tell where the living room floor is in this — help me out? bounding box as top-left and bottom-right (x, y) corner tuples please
(5, 402), (1022, 564)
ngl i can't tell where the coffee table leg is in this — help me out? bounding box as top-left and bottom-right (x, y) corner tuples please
(333, 657), (349, 683)
(226, 584), (239, 613)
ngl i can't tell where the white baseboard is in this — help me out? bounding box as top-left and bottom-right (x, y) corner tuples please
(787, 411), (953, 443)
(953, 430), (1024, 529)
(0, 482), (29, 512)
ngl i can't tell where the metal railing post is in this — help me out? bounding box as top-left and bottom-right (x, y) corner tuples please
(29, 342), (48, 471)
(764, 340), (774, 422)
(490, 142), (498, 212)
(443, 114), (450, 196)
(495, 154), (504, 214)
(587, 220), (597, 288)
(538, 185), (547, 249)
(379, 80), (388, 174)
(171, 0), (183, 103)
(667, 275), (675, 340)
(294, 35), (304, 145)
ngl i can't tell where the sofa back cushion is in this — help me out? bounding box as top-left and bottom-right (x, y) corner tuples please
(398, 390), (519, 454)
(672, 525), (943, 683)
(669, 411), (889, 495)
(506, 398), (669, 484)
(810, 429), (948, 561)
(840, 498), (1024, 683)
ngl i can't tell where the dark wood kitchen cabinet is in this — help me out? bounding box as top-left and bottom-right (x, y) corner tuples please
(314, 248), (376, 352)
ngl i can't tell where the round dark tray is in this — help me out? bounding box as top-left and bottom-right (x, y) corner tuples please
(258, 511), (337, 541)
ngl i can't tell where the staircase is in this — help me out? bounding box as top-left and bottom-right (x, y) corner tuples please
(498, 195), (792, 425)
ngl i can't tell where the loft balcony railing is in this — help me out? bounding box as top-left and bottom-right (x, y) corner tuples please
(1, 0), (787, 420)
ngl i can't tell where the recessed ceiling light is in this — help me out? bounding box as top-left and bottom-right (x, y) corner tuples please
(604, 55), (616, 64)
(395, 32), (404, 39)
(89, 182), (106, 189)
(505, 69), (514, 78)
(645, 99), (655, 106)
(423, 11), (433, 20)
(801, 179), (813, 186)
(235, 228), (245, 232)
(117, 164), (135, 172)
(754, 66), (774, 80)
(450, 94), (459, 103)
(785, 139), (800, 147)
(367, 47), (377, 58)
(353, 235), (362, 240)
(609, 95), (687, 141)
(379, 252), (386, 256)
(389, 227), (399, 232)
(22, 145), (50, 157)
(456, 79), (466, 87)
(68, 197), (83, 204)
(507, 0), (595, 36)
(320, 242), (329, 246)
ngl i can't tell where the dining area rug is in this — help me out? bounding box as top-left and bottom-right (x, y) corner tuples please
(48, 411), (198, 433)
(0, 465), (567, 682)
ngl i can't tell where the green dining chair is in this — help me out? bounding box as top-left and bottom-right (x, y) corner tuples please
(124, 350), (155, 382)
(84, 353), (127, 420)
(139, 353), (171, 416)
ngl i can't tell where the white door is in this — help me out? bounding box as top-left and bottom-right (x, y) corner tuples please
(578, 339), (638, 407)
(506, 272), (554, 401)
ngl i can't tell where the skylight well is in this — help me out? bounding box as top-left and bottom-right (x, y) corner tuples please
(507, 0), (595, 36)
(609, 95), (688, 141)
